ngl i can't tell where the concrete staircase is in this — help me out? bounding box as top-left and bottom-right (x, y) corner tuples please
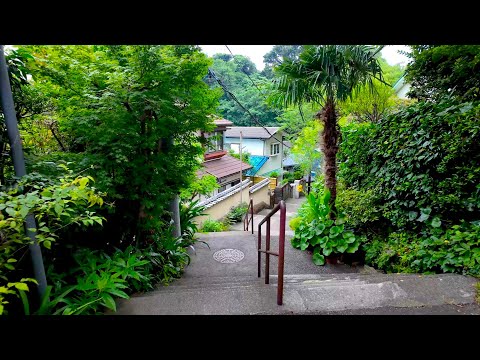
(115, 231), (479, 315)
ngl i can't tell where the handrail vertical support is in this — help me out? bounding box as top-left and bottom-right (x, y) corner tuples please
(277, 201), (286, 306)
(257, 226), (262, 278)
(250, 198), (254, 234)
(256, 200), (286, 306)
(265, 218), (270, 284)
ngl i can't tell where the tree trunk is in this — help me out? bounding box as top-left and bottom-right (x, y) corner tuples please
(317, 99), (339, 219)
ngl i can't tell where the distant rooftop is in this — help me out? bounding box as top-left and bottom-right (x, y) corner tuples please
(214, 118), (234, 127)
(225, 126), (281, 139)
(199, 154), (252, 179)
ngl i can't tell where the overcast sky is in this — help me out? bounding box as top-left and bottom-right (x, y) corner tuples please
(199, 45), (410, 71)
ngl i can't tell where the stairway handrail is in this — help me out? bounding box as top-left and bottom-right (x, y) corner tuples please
(257, 200), (286, 305)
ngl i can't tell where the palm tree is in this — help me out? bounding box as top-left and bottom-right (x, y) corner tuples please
(270, 45), (385, 218)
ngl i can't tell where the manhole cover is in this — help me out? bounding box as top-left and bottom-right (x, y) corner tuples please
(213, 249), (245, 263)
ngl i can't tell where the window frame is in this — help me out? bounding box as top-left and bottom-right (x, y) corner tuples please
(270, 142), (280, 156)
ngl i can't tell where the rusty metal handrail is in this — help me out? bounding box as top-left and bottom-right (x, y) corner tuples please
(243, 198), (254, 234)
(257, 200), (286, 305)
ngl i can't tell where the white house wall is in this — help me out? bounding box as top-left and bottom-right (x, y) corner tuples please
(224, 137), (265, 156)
(259, 136), (283, 174)
(396, 83), (411, 99)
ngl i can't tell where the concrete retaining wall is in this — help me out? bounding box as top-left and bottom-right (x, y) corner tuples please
(194, 178), (271, 227)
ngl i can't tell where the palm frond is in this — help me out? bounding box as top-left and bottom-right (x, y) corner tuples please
(269, 45), (386, 106)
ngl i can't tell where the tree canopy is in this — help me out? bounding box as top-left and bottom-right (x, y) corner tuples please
(404, 45), (480, 101)
(206, 53), (280, 126)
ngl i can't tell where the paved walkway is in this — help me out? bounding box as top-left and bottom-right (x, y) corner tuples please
(115, 196), (479, 315)
(230, 195), (305, 236)
(115, 229), (479, 314)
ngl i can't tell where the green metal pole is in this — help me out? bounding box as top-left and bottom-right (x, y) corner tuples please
(0, 45), (47, 298)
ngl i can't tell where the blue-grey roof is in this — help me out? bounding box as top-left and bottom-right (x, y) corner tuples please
(282, 156), (298, 167)
(245, 155), (269, 176)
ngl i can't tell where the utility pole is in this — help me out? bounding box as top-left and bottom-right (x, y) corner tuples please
(170, 194), (181, 238)
(0, 45), (47, 298)
(239, 130), (243, 205)
(164, 135), (181, 238)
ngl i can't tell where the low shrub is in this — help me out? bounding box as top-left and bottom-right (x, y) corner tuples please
(201, 219), (227, 232)
(225, 202), (249, 224)
(336, 183), (380, 229)
(364, 220), (480, 276)
(289, 217), (301, 231)
(291, 190), (363, 266)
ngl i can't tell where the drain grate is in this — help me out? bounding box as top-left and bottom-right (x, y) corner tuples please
(213, 249), (245, 263)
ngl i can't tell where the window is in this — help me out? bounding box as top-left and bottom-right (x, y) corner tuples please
(270, 143), (280, 155)
(218, 185), (227, 193)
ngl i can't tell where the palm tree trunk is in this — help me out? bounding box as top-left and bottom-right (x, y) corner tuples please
(318, 99), (339, 219)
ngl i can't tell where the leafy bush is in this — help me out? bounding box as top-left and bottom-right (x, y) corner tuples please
(0, 169), (106, 315)
(269, 171), (279, 178)
(291, 191), (362, 266)
(336, 183), (380, 229)
(47, 247), (148, 315)
(201, 219), (227, 232)
(282, 172), (295, 184)
(364, 221), (480, 276)
(179, 200), (205, 246)
(225, 202), (249, 224)
(339, 99), (480, 230)
(289, 217), (301, 231)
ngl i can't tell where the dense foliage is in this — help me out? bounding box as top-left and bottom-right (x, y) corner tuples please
(290, 191), (362, 265)
(261, 45), (303, 79)
(1, 45), (220, 315)
(0, 170), (106, 314)
(22, 45), (219, 244)
(338, 99), (480, 275)
(404, 45), (480, 101)
(207, 54), (281, 126)
(339, 100), (480, 229)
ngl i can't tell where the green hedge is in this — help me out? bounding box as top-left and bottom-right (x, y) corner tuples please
(339, 99), (480, 230)
(338, 99), (480, 276)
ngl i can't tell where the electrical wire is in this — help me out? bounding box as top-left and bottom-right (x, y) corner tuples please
(225, 45), (267, 100)
(208, 68), (290, 149)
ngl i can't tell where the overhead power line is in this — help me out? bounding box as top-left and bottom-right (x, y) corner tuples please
(208, 68), (290, 149)
(225, 45), (267, 100)
(225, 45), (310, 132)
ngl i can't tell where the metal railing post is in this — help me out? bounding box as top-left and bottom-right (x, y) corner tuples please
(250, 198), (253, 234)
(256, 200), (287, 306)
(257, 225), (262, 278)
(265, 218), (270, 284)
(278, 201), (286, 305)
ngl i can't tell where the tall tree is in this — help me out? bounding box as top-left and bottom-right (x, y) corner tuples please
(207, 53), (280, 126)
(270, 45), (384, 216)
(340, 56), (406, 123)
(290, 120), (322, 176)
(23, 45), (220, 244)
(404, 45), (480, 101)
(262, 45), (303, 78)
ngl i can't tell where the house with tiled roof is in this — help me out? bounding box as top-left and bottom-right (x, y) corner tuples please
(197, 119), (252, 201)
(224, 126), (284, 177)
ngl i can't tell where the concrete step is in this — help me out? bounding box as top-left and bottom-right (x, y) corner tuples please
(116, 272), (478, 315)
